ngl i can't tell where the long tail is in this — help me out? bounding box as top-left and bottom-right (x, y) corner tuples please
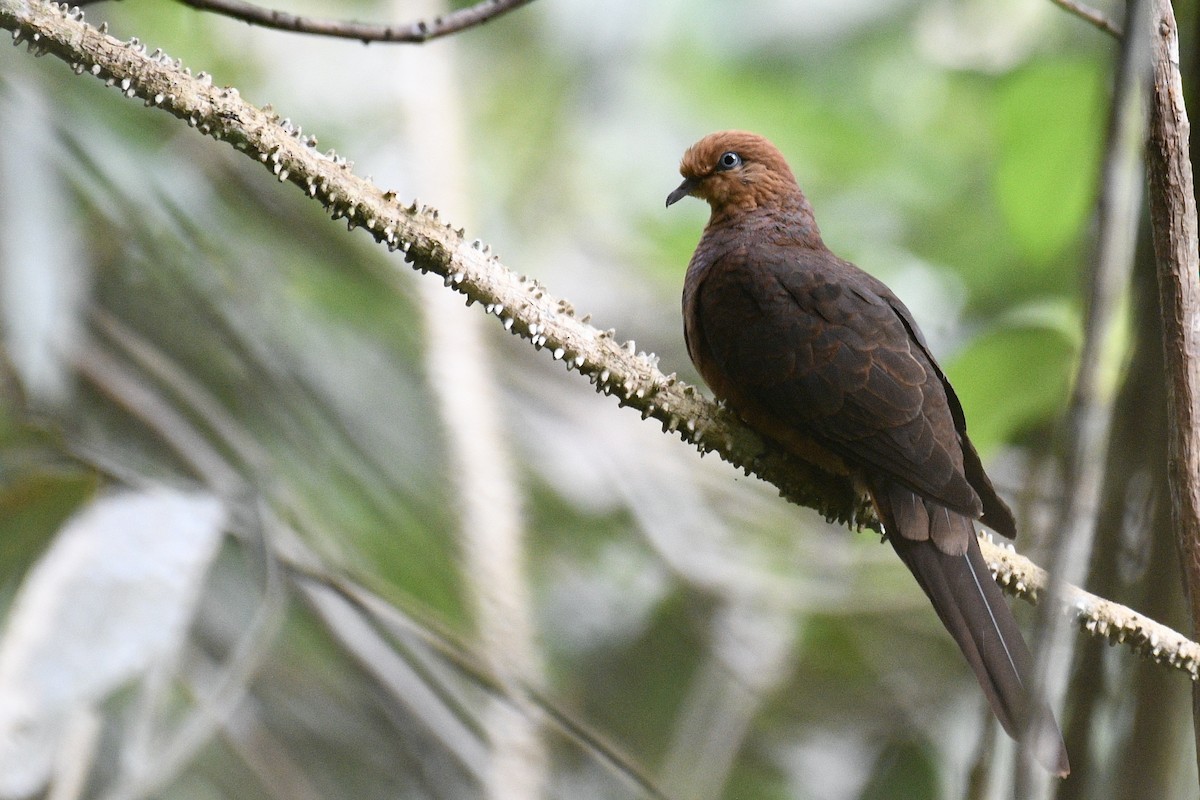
(877, 483), (1070, 777)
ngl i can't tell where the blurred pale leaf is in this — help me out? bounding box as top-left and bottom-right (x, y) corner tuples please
(0, 487), (225, 798)
(0, 78), (88, 405)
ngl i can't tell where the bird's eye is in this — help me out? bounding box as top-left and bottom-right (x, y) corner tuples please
(717, 151), (742, 171)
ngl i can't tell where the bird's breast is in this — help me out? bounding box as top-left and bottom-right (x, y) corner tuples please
(682, 247), (852, 477)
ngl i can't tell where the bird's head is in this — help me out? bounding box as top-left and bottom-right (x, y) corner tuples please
(666, 131), (801, 216)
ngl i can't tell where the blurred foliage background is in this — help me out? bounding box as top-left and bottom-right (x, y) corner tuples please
(0, 0), (1195, 798)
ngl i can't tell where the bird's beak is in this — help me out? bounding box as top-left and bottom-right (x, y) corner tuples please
(665, 177), (698, 208)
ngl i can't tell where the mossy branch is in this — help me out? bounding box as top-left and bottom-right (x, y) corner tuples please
(3, 0), (1199, 682)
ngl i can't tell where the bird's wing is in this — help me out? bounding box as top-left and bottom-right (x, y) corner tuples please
(881, 294), (1018, 538)
(692, 246), (982, 518)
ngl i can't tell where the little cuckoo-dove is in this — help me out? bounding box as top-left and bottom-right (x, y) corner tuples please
(667, 130), (1069, 776)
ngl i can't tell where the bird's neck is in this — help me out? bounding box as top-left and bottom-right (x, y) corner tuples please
(705, 192), (825, 249)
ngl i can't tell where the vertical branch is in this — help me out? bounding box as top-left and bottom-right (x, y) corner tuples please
(1146, 0), (1200, 777)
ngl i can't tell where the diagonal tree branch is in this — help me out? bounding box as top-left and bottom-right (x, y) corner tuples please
(1049, 0), (1124, 37)
(3, 0), (1200, 683)
(72, 0), (535, 43)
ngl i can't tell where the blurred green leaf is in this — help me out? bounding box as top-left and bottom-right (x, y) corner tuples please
(947, 318), (1078, 454)
(995, 59), (1105, 264)
(857, 739), (940, 800)
(0, 470), (97, 588)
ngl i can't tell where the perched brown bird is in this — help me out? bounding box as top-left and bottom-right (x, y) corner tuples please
(667, 130), (1069, 776)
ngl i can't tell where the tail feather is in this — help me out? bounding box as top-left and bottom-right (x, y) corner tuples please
(878, 482), (1070, 777)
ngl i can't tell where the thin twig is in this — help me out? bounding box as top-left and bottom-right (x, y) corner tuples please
(4, 0), (1200, 681)
(72, 339), (246, 494)
(1049, 0), (1124, 37)
(75, 0), (536, 44)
